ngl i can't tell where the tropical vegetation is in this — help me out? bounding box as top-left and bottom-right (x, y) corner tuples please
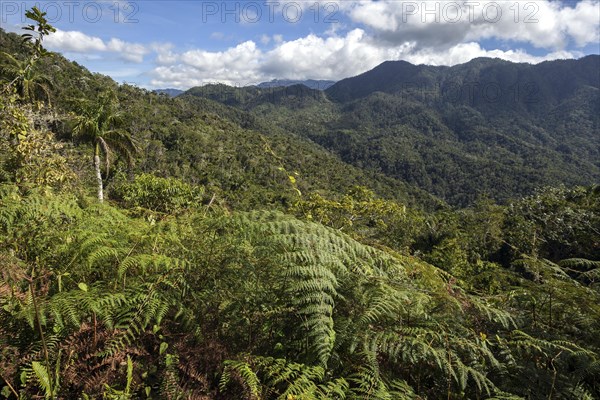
(0, 9), (599, 400)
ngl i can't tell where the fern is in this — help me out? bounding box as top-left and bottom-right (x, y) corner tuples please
(220, 359), (262, 399)
(220, 356), (349, 400)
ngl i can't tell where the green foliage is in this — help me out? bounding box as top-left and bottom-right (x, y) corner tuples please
(292, 186), (426, 251)
(71, 90), (137, 201)
(0, 6), (55, 106)
(0, 12), (599, 400)
(504, 186), (600, 261)
(112, 173), (204, 214)
(0, 89), (73, 188)
(189, 58), (600, 206)
(1, 152), (599, 400)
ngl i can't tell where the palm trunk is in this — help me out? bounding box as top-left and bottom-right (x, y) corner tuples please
(94, 143), (104, 202)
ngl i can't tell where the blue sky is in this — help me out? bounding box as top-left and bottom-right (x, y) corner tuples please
(1, 1), (599, 88)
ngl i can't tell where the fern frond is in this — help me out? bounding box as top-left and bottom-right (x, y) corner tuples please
(220, 359), (262, 399)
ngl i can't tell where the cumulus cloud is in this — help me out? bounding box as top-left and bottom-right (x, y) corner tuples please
(44, 30), (106, 53)
(45, 30), (148, 63)
(261, 29), (412, 79)
(70, 0), (592, 88)
(403, 42), (581, 66)
(148, 29), (403, 88)
(560, 0), (600, 47)
(106, 38), (147, 63)
(148, 29), (584, 89)
(151, 43), (179, 65)
(181, 41), (261, 75)
(346, 0), (600, 50)
(150, 41), (264, 87)
(149, 65), (218, 88)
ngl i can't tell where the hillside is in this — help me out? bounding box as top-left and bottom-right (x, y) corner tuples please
(153, 88), (183, 97)
(1, 13), (600, 400)
(256, 79), (336, 90)
(0, 27), (436, 210)
(186, 56), (600, 205)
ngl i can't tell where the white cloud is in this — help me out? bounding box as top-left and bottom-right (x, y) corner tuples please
(150, 41), (264, 87)
(151, 43), (179, 65)
(261, 29), (412, 79)
(345, 0), (600, 50)
(181, 41), (261, 74)
(47, 0), (591, 89)
(260, 34), (271, 45)
(561, 0), (600, 47)
(44, 29), (148, 63)
(403, 42), (580, 66)
(45, 30), (106, 53)
(148, 29), (405, 88)
(148, 28), (585, 89)
(106, 38), (147, 63)
(149, 65), (215, 88)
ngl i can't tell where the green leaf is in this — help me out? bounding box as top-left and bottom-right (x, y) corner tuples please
(1, 386), (12, 398)
(31, 361), (52, 398)
(159, 342), (169, 355)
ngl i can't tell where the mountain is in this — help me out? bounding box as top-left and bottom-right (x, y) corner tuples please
(326, 56), (600, 115)
(256, 79), (336, 90)
(154, 88), (184, 97)
(1, 28), (438, 209)
(184, 84), (327, 110)
(3, 18), (600, 400)
(187, 56), (600, 206)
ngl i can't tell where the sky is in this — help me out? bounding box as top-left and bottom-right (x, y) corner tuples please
(1, 0), (599, 89)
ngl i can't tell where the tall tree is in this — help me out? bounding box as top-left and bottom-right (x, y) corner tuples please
(72, 91), (137, 202)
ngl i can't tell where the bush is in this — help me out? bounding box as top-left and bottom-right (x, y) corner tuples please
(113, 173), (204, 213)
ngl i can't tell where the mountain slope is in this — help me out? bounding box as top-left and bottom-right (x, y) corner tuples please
(3, 16), (600, 400)
(0, 28), (439, 210)
(187, 56), (600, 205)
(256, 79), (336, 90)
(154, 88), (184, 97)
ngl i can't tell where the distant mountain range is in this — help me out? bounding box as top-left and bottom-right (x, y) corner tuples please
(154, 88), (184, 97)
(255, 79), (336, 90)
(184, 55), (600, 205)
(153, 80), (335, 97)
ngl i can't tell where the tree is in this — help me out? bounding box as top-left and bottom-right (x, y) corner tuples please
(0, 54), (53, 104)
(0, 7), (55, 105)
(72, 91), (137, 202)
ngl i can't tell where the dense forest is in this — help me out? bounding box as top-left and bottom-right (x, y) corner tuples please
(187, 56), (599, 206)
(1, 9), (600, 400)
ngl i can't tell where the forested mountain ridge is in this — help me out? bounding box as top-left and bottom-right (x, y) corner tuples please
(1, 11), (600, 400)
(186, 56), (600, 205)
(326, 56), (600, 107)
(153, 88), (183, 97)
(256, 79), (336, 90)
(0, 26), (436, 209)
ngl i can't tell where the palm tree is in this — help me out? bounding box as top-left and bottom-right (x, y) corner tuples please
(72, 91), (137, 202)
